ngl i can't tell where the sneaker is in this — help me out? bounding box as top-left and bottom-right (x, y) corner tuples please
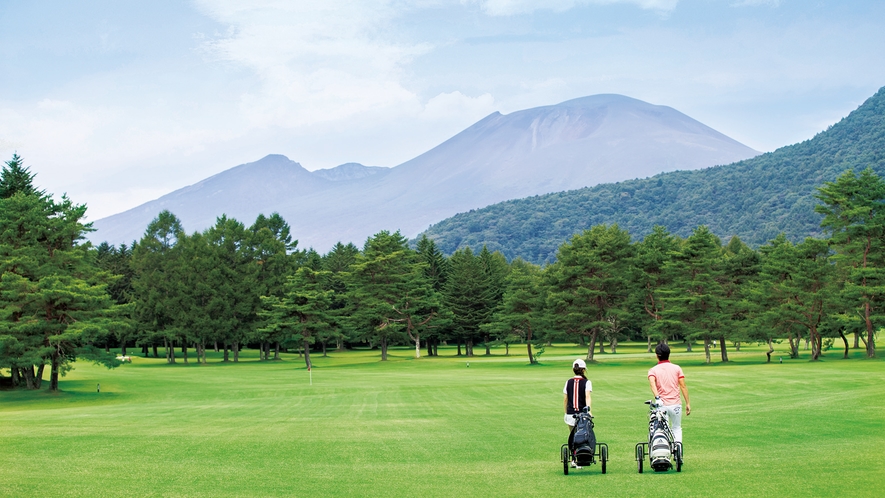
(570, 460), (582, 469)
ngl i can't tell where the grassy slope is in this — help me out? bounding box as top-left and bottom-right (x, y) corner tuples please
(1, 345), (882, 497)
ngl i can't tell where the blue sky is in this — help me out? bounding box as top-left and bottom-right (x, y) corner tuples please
(1, 0), (884, 220)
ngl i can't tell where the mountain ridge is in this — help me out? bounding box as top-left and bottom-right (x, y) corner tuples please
(312, 162), (388, 182)
(419, 86), (885, 264)
(90, 94), (760, 250)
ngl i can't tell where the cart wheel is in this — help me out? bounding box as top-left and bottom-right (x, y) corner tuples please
(562, 446), (570, 475)
(675, 446), (682, 473)
(635, 444), (644, 474)
(600, 446), (607, 474)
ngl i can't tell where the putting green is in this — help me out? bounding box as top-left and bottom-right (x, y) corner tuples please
(1, 343), (882, 497)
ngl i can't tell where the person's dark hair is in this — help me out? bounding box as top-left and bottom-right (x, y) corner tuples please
(655, 343), (671, 360)
(573, 366), (587, 379)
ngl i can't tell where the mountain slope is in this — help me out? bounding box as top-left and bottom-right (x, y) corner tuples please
(91, 154), (335, 244)
(420, 87), (885, 264)
(312, 163), (388, 181)
(91, 95), (759, 250)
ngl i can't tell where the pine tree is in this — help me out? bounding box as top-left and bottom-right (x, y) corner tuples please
(484, 259), (548, 363)
(416, 234), (449, 291)
(546, 224), (634, 361)
(131, 210), (186, 362)
(716, 236), (761, 361)
(443, 247), (494, 357)
(0, 178), (118, 390)
(204, 215), (258, 362)
(260, 266), (334, 369)
(631, 226), (680, 351)
(415, 235), (450, 355)
(94, 242), (136, 354)
(347, 231), (437, 360)
(249, 213), (298, 360)
(754, 235), (836, 360)
(815, 168), (885, 358)
(478, 246), (509, 354)
(660, 226), (725, 364)
(323, 242), (360, 351)
(0, 154), (43, 198)
(170, 231), (218, 363)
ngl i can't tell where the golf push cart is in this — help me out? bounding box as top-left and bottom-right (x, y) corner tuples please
(560, 407), (609, 475)
(635, 399), (682, 473)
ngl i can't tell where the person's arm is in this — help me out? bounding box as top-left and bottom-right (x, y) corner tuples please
(586, 391), (592, 416)
(564, 393), (569, 414)
(648, 375), (659, 398)
(679, 377), (690, 415)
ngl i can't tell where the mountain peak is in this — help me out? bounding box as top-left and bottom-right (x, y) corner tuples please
(238, 154), (306, 171)
(312, 163), (390, 182)
(420, 85), (885, 264)
(555, 93), (645, 107)
(258, 153), (291, 162)
(91, 94), (760, 251)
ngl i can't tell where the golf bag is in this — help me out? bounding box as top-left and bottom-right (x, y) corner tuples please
(571, 408), (596, 465)
(648, 407), (673, 471)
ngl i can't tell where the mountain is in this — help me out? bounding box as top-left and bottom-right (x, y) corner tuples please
(90, 94), (759, 251)
(419, 86), (885, 265)
(92, 155), (326, 245)
(312, 163), (388, 181)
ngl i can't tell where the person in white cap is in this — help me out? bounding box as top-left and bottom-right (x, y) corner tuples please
(563, 358), (592, 467)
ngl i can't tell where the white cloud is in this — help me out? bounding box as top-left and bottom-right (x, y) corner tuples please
(471, 0), (679, 16)
(0, 93), (251, 218)
(189, 0), (681, 130)
(0, 100), (112, 169)
(193, 1), (433, 128)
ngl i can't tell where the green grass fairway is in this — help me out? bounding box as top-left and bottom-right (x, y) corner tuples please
(1, 343), (883, 497)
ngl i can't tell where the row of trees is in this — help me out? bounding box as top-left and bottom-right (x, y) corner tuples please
(1, 155), (882, 390)
(113, 221), (512, 367)
(78, 169), (885, 365)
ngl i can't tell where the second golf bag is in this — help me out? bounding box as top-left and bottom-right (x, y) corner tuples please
(636, 400), (682, 473)
(649, 417), (671, 469)
(571, 407), (597, 466)
(647, 403), (675, 471)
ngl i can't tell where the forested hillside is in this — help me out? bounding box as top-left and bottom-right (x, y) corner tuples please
(421, 86), (885, 264)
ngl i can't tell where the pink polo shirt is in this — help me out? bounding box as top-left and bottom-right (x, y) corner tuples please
(648, 361), (684, 406)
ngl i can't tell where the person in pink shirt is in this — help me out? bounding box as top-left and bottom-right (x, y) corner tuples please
(648, 343), (691, 449)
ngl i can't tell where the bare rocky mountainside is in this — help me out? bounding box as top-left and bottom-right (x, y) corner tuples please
(91, 94), (759, 251)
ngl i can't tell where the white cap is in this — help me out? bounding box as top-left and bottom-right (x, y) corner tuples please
(573, 358), (586, 369)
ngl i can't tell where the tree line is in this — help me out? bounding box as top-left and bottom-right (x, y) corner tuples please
(1, 155), (882, 391)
